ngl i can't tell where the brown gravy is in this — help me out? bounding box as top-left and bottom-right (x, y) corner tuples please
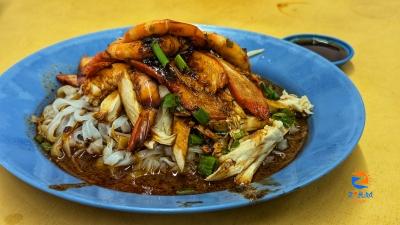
(48, 118), (308, 195)
(49, 182), (91, 191)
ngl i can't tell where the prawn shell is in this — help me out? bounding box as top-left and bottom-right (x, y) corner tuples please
(127, 108), (157, 152)
(123, 19), (206, 47)
(132, 72), (161, 108)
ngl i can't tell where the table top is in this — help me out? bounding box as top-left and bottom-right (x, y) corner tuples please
(1, 0), (399, 224)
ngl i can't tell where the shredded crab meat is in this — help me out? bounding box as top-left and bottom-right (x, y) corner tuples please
(206, 120), (287, 184)
(277, 138), (288, 150)
(111, 115), (131, 133)
(278, 90), (314, 115)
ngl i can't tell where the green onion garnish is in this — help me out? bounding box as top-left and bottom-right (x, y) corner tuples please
(272, 109), (296, 128)
(189, 134), (204, 146)
(230, 129), (246, 140)
(230, 139), (240, 149)
(151, 40), (169, 67)
(40, 142), (52, 152)
(260, 82), (280, 100)
(162, 93), (178, 109)
(176, 188), (197, 195)
(193, 108), (209, 125)
(222, 147), (230, 155)
(198, 155), (219, 177)
(247, 48), (264, 57)
(174, 54), (189, 71)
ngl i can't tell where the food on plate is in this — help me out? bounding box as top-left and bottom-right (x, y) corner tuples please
(33, 19), (313, 195)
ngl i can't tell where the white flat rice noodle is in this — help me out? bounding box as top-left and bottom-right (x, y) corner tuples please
(57, 85), (78, 98)
(73, 110), (92, 122)
(47, 106), (75, 142)
(103, 140), (133, 166)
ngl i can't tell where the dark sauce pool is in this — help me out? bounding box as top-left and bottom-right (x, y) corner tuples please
(293, 39), (348, 62)
(47, 117), (308, 195)
(41, 81), (309, 195)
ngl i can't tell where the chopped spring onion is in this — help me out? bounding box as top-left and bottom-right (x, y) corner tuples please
(230, 139), (240, 149)
(222, 147), (230, 155)
(260, 82), (280, 100)
(230, 129), (246, 140)
(272, 109), (296, 128)
(151, 40), (169, 67)
(34, 134), (44, 143)
(247, 48), (264, 57)
(193, 108), (209, 125)
(162, 93), (178, 109)
(174, 54), (189, 71)
(176, 188), (197, 195)
(40, 142), (52, 152)
(198, 155), (219, 177)
(189, 134), (204, 146)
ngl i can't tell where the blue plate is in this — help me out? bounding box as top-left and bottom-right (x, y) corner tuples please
(0, 25), (365, 213)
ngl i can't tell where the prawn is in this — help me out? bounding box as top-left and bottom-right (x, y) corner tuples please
(127, 72), (161, 151)
(123, 19), (206, 47)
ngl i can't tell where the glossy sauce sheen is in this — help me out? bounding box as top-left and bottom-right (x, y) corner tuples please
(294, 39), (347, 62)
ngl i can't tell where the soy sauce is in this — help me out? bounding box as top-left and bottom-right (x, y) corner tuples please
(293, 39), (348, 62)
